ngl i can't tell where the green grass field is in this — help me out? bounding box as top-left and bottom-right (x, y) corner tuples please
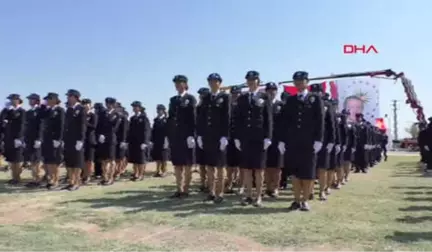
(0, 155), (431, 251)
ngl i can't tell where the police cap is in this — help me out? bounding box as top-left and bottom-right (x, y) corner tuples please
(173, 75), (188, 83)
(207, 73), (222, 82)
(292, 71), (309, 80)
(245, 70), (259, 80)
(105, 97), (116, 104)
(265, 82), (278, 90)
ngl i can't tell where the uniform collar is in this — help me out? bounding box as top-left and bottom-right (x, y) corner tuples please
(272, 98), (277, 104)
(69, 102), (80, 109)
(8, 105), (21, 110)
(211, 90), (220, 96)
(30, 105), (39, 110)
(135, 112), (141, 116)
(248, 89), (259, 96)
(157, 114), (165, 119)
(298, 89), (308, 97)
(107, 108), (115, 114)
(178, 91), (187, 97)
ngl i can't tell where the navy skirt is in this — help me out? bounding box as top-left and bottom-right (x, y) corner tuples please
(226, 140), (240, 167)
(239, 139), (266, 169)
(266, 142), (283, 168)
(170, 136), (194, 166)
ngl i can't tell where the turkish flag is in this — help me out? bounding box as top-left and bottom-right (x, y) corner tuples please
(375, 118), (386, 131)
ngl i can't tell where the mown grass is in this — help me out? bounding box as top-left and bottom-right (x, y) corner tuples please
(0, 155), (431, 251)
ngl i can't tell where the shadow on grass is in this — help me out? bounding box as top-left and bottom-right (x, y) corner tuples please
(385, 231), (432, 242)
(399, 205), (432, 212)
(60, 184), (294, 217)
(403, 197), (432, 202)
(396, 216), (432, 224)
(403, 191), (432, 195)
(390, 186), (432, 190)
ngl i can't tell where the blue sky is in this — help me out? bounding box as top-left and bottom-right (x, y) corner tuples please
(0, 0), (430, 138)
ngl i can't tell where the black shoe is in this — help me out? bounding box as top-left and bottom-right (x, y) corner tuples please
(153, 173), (161, 178)
(7, 179), (19, 185)
(204, 194), (215, 202)
(180, 192), (189, 198)
(169, 192), (182, 199)
(214, 197), (224, 204)
(241, 197), (253, 206)
(288, 201), (301, 211)
(61, 184), (73, 190)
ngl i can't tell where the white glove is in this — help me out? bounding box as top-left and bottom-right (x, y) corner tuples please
(197, 136), (203, 149)
(75, 141), (83, 151)
(335, 144), (341, 154)
(163, 137), (169, 149)
(352, 147), (356, 153)
(33, 140), (41, 149)
(425, 146), (430, 151)
(219, 137), (228, 151)
(98, 135), (105, 143)
(314, 141), (323, 153)
(364, 144), (368, 149)
(278, 142), (285, 154)
(326, 143), (334, 153)
(14, 139), (22, 148)
(342, 145), (347, 152)
(234, 139), (241, 151)
(53, 140), (61, 148)
(140, 143), (147, 150)
(186, 136), (195, 149)
(120, 142), (128, 149)
(263, 138), (271, 150)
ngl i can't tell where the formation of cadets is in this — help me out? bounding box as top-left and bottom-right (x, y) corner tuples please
(0, 71), (388, 211)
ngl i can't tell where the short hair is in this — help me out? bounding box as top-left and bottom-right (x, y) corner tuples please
(343, 95), (365, 110)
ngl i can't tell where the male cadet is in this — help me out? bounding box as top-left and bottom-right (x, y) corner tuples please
(196, 87), (210, 192)
(278, 71), (324, 211)
(24, 93), (44, 187)
(63, 89), (86, 191)
(264, 82), (284, 198)
(97, 97), (121, 185)
(197, 73), (230, 204)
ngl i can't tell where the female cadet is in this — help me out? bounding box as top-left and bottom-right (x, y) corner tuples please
(127, 101), (151, 181)
(151, 104), (169, 177)
(195, 87), (210, 191)
(24, 93), (44, 187)
(167, 75), (197, 199)
(63, 89), (86, 191)
(342, 109), (356, 183)
(234, 71), (273, 207)
(197, 73), (230, 204)
(225, 86), (241, 194)
(279, 91), (291, 190)
(114, 104), (129, 179)
(312, 85), (336, 201)
(264, 82), (284, 198)
(81, 99), (98, 184)
(42, 92), (65, 190)
(3, 94), (26, 185)
(326, 98), (340, 196)
(97, 97), (121, 185)
(93, 102), (105, 178)
(278, 71), (324, 211)
(334, 110), (348, 189)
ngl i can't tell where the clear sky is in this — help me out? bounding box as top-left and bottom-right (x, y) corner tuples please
(0, 0), (430, 138)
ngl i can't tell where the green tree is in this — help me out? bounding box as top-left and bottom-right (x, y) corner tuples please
(405, 123), (419, 139)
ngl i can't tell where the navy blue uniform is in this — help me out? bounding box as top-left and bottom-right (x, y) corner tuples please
(84, 110), (98, 162)
(234, 91), (273, 169)
(266, 100), (284, 168)
(115, 114), (129, 160)
(64, 104), (86, 168)
(4, 107), (26, 163)
(151, 115), (169, 162)
(196, 92), (230, 167)
(317, 100), (336, 169)
(97, 109), (121, 160)
(167, 93), (197, 166)
(24, 106), (44, 163)
(127, 112), (151, 164)
(42, 105), (65, 165)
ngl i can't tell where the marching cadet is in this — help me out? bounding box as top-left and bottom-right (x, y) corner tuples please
(311, 85), (336, 201)
(334, 110), (348, 188)
(264, 82), (284, 198)
(114, 104), (129, 179)
(151, 104), (169, 177)
(196, 87), (210, 191)
(234, 70), (272, 207)
(63, 89), (86, 191)
(167, 75), (197, 198)
(225, 85), (241, 194)
(97, 97), (121, 185)
(279, 91), (291, 190)
(197, 73), (230, 204)
(354, 113), (369, 173)
(327, 98), (341, 193)
(24, 93), (44, 187)
(93, 102), (105, 178)
(278, 71), (324, 211)
(42, 93), (65, 190)
(3, 94), (26, 184)
(127, 101), (151, 181)
(81, 99), (98, 184)
(342, 109), (356, 183)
